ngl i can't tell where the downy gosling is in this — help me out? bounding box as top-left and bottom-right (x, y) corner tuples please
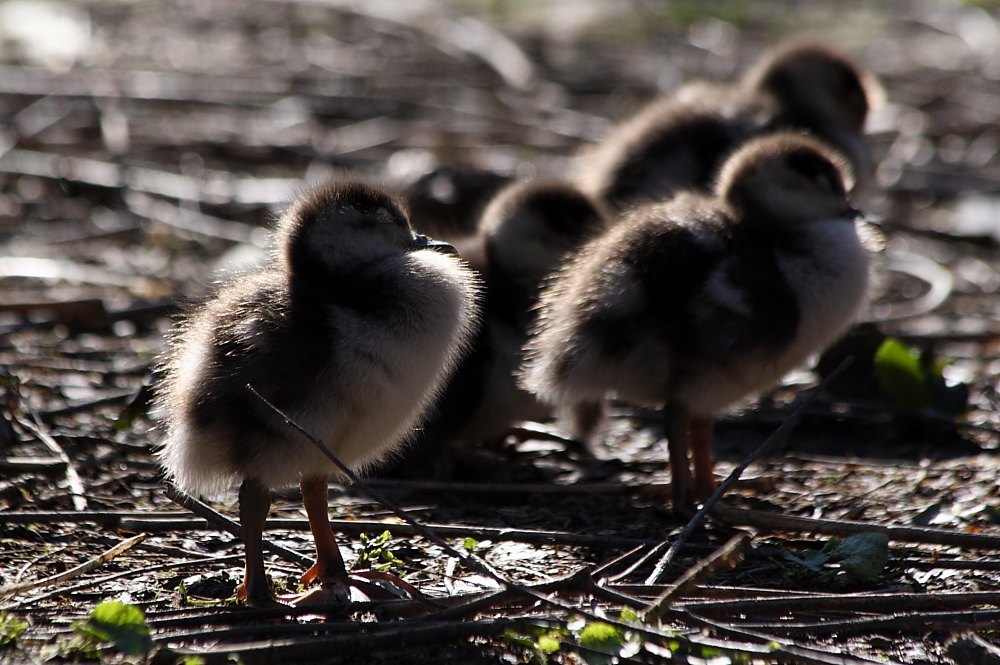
(523, 134), (872, 510)
(403, 180), (608, 464)
(577, 40), (873, 212)
(159, 181), (480, 606)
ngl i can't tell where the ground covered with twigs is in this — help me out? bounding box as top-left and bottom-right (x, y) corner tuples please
(3, 1), (1000, 663)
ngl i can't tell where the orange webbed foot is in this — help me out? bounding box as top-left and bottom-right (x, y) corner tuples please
(286, 581), (351, 606)
(284, 570), (420, 605)
(236, 581), (290, 609)
(348, 570), (423, 601)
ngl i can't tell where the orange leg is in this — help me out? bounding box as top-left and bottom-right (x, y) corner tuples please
(293, 475), (349, 606)
(664, 404), (693, 512)
(237, 478), (278, 607)
(299, 474), (346, 585)
(690, 416), (716, 503)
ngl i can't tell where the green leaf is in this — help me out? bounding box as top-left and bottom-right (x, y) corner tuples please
(88, 600), (152, 657)
(72, 619), (110, 643)
(578, 621), (623, 654)
(619, 607), (640, 626)
(503, 630), (551, 665)
(874, 338), (931, 409)
(0, 612), (28, 647)
(537, 635), (561, 653)
(91, 600), (145, 629)
(356, 531), (399, 570)
(42, 632), (103, 662)
(829, 533), (889, 582)
(463, 538), (478, 551)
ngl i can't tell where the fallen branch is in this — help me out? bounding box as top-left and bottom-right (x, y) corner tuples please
(683, 613), (904, 665)
(0, 510), (191, 526)
(741, 608), (1000, 637)
(0, 509), (655, 546)
(148, 600), (393, 629)
(553, 587), (893, 665)
(0, 456), (66, 476)
(116, 516), (653, 548)
(677, 590), (1000, 617)
(155, 618), (515, 665)
(591, 544), (646, 580)
(641, 533), (750, 623)
(897, 558), (1000, 571)
(362, 476), (774, 497)
(711, 504), (1000, 550)
(0, 534), (145, 600)
(11, 554), (243, 609)
(613, 583), (826, 600)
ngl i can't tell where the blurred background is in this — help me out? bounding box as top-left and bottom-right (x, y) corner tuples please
(0, 0), (998, 289)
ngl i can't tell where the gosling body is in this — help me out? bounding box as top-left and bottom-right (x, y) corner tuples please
(159, 181), (479, 604)
(405, 180), (608, 462)
(525, 134), (871, 507)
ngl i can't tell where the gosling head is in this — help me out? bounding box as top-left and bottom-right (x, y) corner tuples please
(745, 41), (872, 171)
(716, 133), (855, 227)
(748, 41), (869, 133)
(277, 181), (454, 283)
(480, 181), (607, 286)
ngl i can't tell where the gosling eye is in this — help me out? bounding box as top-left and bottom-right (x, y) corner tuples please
(812, 172), (835, 193)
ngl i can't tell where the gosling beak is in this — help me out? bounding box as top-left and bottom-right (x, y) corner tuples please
(410, 234), (458, 255)
(848, 205), (887, 252)
(848, 205), (882, 228)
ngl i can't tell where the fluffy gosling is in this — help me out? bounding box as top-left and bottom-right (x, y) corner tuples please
(523, 134), (872, 509)
(158, 181), (480, 606)
(578, 40), (873, 212)
(406, 180), (608, 461)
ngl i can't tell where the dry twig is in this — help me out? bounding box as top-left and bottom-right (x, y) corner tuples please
(165, 485), (313, 568)
(711, 504), (1000, 549)
(11, 554), (243, 609)
(0, 534), (145, 601)
(17, 410), (88, 511)
(641, 533), (750, 623)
